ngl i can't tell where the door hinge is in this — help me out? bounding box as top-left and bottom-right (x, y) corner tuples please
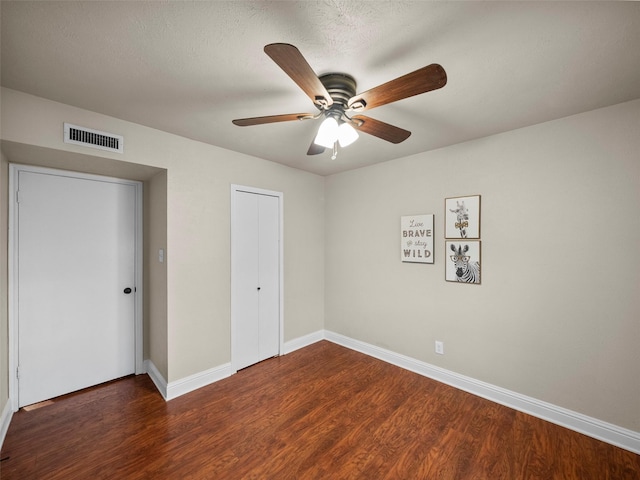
(16, 191), (21, 204)
(16, 366), (20, 379)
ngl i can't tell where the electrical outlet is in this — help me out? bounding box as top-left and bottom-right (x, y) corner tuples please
(435, 340), (444, 355)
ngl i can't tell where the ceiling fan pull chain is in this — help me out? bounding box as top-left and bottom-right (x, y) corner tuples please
(331, 142), (338, 160)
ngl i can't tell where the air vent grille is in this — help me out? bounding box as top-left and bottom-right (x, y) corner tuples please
(64, 123), (124, 153)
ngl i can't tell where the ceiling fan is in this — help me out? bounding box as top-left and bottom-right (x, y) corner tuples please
(232, 43), (447, 159)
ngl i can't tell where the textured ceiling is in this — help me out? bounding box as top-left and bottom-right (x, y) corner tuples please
(2, 1), (640, 176)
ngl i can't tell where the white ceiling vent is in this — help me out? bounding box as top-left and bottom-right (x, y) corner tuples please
(64, 123), (124, 153)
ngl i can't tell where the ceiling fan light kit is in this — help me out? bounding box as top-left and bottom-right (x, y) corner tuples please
(314, 116), (339, 149)
(337, 122), (359, 147)
(314, 117), (359, 149)
(232, 43), (447, 160)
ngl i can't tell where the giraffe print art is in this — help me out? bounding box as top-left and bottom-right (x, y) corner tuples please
(445, 195), (481, 239)
(449, 200), (469, 238)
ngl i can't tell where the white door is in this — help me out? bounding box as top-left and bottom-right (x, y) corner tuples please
(15, 167), (138, 407)
(232, 188), (281, 371)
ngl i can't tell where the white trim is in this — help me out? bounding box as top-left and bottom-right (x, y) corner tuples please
(0, 401), (13, 450)
(8, 164), (144, 411)
(133, 181), (144, 375)
(283, 330), (325, 354)
(230, 184), (284, 372)
(8, 166), (18, 412)
(166, 364), (234, 401)
(324, 330), (640, 455)
(144, 360), (168, 400)
(144, 330), (323, 402)
(145, 359), (233, 402)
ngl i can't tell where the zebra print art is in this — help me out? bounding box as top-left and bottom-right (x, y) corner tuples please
(447, 242), (481, 284)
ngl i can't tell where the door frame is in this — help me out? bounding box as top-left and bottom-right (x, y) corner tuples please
(8, 164), (144, 411)
(230, 184), (284, 372)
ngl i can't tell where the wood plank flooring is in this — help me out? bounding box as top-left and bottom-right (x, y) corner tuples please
(1, 341), (639, 479)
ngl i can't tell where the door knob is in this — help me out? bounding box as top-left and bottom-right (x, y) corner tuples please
(124, 287), (132, 294)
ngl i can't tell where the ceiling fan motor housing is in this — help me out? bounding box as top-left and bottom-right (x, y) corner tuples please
(319, 73), (359, 125)
(319, 73), (357, 108)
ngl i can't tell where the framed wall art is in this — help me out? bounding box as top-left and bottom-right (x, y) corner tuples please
(401, 214), (434, 264)
(445, 240), (481, 284)
(445, 195), (480, 239)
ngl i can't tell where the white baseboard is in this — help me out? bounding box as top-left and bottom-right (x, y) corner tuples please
(283, 330), (325, 354)
(166, 363), (233, 401)
(0, 400), (13, 451)
(324, 330), (640, 455)
(144, 359), (168, 400)
(145, 359), (233, 401)
(143, 330), (326, 402)
(144, 331), (325, 401)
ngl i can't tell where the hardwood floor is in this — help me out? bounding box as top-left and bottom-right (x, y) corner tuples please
(2, 341), (639, 479)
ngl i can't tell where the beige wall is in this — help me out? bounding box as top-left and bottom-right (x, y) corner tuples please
(0, 87), (325, 385)
(325, 99), (640, 432)
(145, 170), (168, 379)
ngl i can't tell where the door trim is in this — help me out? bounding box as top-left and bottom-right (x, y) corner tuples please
(230, 184), (284, 372)
(8, 164), (144, 411)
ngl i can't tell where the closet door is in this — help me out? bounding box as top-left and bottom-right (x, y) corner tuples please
(232, 188), (281, 371)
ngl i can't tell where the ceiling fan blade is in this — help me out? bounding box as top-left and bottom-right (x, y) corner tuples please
(348, 64), (447, 111)
(232, 113), (315, 126)
(351, 115), (411, 144)
(307, 141), (325, 156)
(264, 43), (333, 109)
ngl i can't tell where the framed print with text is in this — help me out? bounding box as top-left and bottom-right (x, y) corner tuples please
(401, 214), (434, 264)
